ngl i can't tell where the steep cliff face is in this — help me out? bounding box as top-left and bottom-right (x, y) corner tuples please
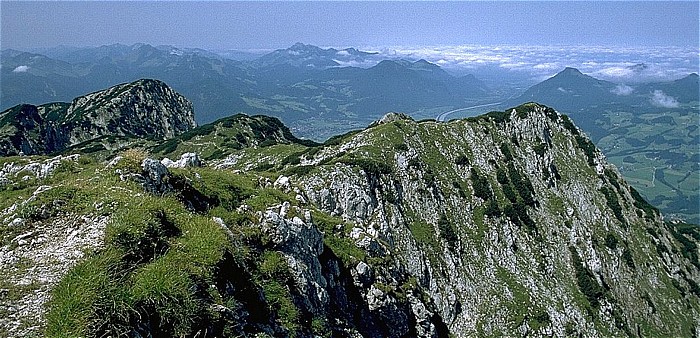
(0, 103), (697, 337)
(0, 79), (196, 156)
(290, 105), (699, 336)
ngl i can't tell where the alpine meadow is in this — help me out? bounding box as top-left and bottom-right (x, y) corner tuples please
(1, 1), (698, 337)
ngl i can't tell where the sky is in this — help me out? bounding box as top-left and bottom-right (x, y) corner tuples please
(1, 1), (698, 50)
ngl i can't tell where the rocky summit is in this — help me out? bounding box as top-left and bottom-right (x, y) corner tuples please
(0, 79), (196, 156)
(0, 82), (698, 337)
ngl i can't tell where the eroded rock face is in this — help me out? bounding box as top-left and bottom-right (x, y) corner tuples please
(161, 152), (202, 168)
(1, 104), (698, 337)
(65, 79), (196, 144)
(290, 105), (700, 337)
(261, 205), (328, 311)
(0, 154), (81, 188)
(0, 79), (196, 156)
(255, 196), (447, 338)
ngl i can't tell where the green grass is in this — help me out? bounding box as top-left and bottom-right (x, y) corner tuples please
(46, 191), (232, 336)
(596, 108), (699, 223)
(34, 151), (334, 336)
(408, 220), (439, 250)
(45, 250), (122, 337)
(259, 251), (300, 333)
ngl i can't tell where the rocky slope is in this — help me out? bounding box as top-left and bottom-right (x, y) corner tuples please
(0, 103), (698, 337)
(0, 79), (196, 156)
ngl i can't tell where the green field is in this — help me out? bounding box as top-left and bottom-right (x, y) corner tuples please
(596, 106), (699, 223)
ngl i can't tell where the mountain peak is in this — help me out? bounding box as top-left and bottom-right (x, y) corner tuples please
(288, 42), (321, 52)
(0, 79), (195, 156)
(557, 67), (585, 77)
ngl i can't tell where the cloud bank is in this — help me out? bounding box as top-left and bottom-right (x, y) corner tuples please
(650, 90), (679, 108)
(611, 84), (634, 96)
(346, 45), (697, 84)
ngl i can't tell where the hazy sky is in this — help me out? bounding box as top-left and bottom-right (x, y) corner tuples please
(1, 1), (698, 50)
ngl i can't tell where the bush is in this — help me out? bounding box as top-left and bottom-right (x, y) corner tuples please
(484, 199), (502, 218)
(484, 110), (510, 124)
(283, 165), (315, 177)
(503, 184), (518, 204)
(604, 233), (619, 250)
(621, 246), (635, 270)
(438, 215), (458, 248)
(341, 158), (393, 176)
(600, 187), (625, 227)
(570, 247), (606, 311)
(393, 143), (409, 152)
(281, 152), (302, 166)
(323, 130), (361, 146)
(630, 187), (659, 219)
(603, 169), (621, 192)
(514, 201), (536, 232)
(507, 163), (536, 207)
(561, 115), (579, 136)
(533, 143), (547, 157)
(575, 135), (596, 166)
(452, 181), (467, 198)
(455, 155), (470, 166)
(496, 167), (509, 184)
(470, 168), (492, 201)
(258, 139), (277, 147)
(500, 143), (514, 161)
(152, 139), (179, 154)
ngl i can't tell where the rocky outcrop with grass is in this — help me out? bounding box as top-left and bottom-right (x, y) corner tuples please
(0, 79), (196, 156)
(0, 103), (698, 337)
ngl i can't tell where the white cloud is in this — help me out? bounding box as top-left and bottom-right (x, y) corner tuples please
(595, 66), (634, 79)
(533, 63), (560, 70)
(336, 50), (350, 56)
(12, 65), (29, 73)
(331, 59), (378, 68)
(331, 44), (696, 84)
(650, 90), (679, 108)
(499, 62), (529, 69)
(611, 84), (634, 96)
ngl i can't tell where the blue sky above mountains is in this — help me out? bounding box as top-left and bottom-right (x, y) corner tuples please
(2, 1), (698, 50)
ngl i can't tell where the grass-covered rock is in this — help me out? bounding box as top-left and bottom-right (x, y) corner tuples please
(1, 103), (698, 338)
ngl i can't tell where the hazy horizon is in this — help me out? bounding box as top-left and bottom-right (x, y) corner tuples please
(2, 1), (698, 51)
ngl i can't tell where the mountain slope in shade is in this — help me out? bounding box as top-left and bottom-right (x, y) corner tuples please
(1, 43), (488, 139)
(638, 73), (700, 103)
(511, 67), (620, 111)
(511, 67), (699, 113)
(0, 79), (195, 156)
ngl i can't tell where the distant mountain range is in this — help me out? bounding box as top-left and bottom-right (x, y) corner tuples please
(510, 67), (699, 113)
(2, 43), (698, 222)
(1, 43), (487, 139)
(4, 43), (697, 139)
